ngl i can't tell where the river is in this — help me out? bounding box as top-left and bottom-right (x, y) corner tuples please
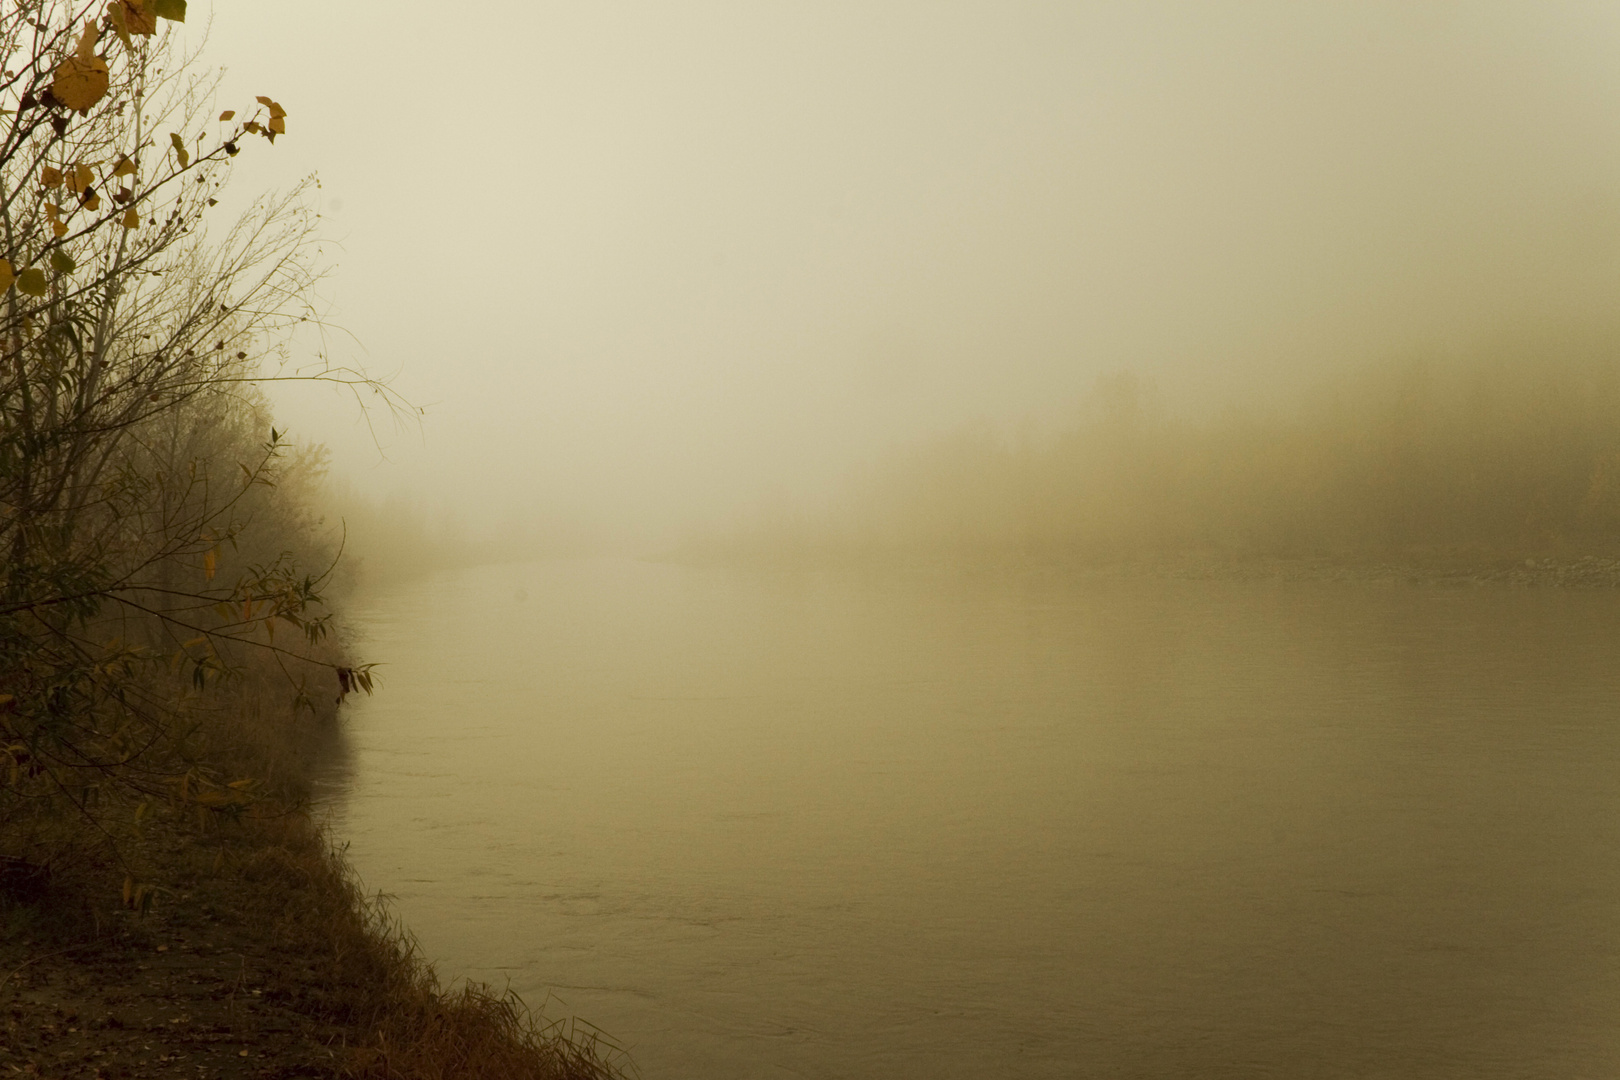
(319, 558), (1620, 1078)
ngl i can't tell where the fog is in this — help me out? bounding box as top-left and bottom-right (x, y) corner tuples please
(162, 9), (1620, 1072)
(196, 2), (1620, 555)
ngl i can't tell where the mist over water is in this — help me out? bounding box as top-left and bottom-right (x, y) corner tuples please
(183, 3), (1620, 1074)
(194, 2), (1620, 548)
(325, 561), (1620, 1079)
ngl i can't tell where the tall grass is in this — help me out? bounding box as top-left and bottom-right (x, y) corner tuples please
(1, 646), (632, 1080)
(192, 657), (633, 1079)
(235, 815), (630, 1080)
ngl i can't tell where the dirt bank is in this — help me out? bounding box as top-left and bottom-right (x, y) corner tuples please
(1, 806), (628, 1080)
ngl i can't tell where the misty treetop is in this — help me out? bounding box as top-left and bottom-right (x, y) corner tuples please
(692, 348), (1620, 569)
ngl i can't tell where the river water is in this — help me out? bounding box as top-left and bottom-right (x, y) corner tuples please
(321, 558), (1620, 1079)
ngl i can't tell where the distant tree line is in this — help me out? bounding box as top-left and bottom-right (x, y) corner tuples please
(691, 341), (1620, 568)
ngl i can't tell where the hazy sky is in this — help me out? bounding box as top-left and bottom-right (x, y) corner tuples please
(189, 2), (1620, 545)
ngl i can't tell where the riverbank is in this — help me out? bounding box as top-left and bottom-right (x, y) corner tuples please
(675, 546), (1620, 589)
(1, 811), (629, 1079)
(8, 549), (1613, 1079)
(0, 698), (630, 1080)
(1113, 551), (1620, 587)
(284, 555), (1620, 1078)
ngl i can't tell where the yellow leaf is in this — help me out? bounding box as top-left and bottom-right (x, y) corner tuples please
(268, 116), (285, 135)
(169, 132), (189, 168)
(38, 166), (61, 188)
(0, 260), (14, 293)
(51, 26), (109, 112)
(121, 206), (139, 229)
(107, 2), (133, 51)
(112, 0), (157, 36)
(82, 191), (100, 211)
(16, 268), (46, 296)
(52, 56), (109, 111)
(182, 635), (207, 649)
(218, 109), (235, 122)
(51, 220), (67, 239)
(112, 154), (136, 177)
(255, 95), (286, 119)
(75, 164), (93, 192)
(74, 21), (99, 59)
(203, 548), (216, 580)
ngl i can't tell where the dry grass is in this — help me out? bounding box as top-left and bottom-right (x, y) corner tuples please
(213, 657), (634, 1079)
(0, 651), (634, 1080)
(233, 814), (631, 1080)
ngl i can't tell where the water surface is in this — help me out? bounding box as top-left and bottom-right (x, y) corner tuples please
(324, 558), (1620, 1078)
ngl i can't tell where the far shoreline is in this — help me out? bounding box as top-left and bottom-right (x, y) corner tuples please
(662, 546), (1620, 589)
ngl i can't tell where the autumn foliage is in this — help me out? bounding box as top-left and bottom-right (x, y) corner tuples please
(0, 0), (379, 865)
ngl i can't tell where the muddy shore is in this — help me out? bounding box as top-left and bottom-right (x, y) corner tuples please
(1, 797), (626, 1079)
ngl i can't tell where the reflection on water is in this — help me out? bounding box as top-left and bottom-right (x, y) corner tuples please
(324, 559), (1620, 1079)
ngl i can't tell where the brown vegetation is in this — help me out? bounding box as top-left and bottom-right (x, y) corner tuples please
(1, 663), (631, 1079)
(0, 5), (628, 1075)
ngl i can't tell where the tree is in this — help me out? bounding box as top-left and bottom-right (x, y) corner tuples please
(0, 0), (394, 861)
